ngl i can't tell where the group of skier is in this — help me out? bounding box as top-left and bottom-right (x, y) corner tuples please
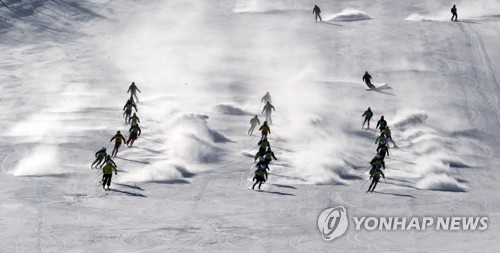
(250, 92), (278, 191)
(90, 82), (142, 191)
(362, 107), (398, 192)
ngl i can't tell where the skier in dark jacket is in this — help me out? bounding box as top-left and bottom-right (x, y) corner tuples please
(313, 5), (322, 22)
(363, 71), (375, 89)
(254, 138), (271, 161)
(126, 124), (142, 147)
(451, 5), (458, 22)
(376, 116), (387, 132)
(127, 82), (141, 102)
(362, 107), (373, 129)
(367, 168), (385, 192)
(262, 147), (277, 166)
(91, 147), (107, 168)
(377, 144), (389, 160)
(370, 155), (386, 171)
(252, 166), (268, 191)
(259, 121), (271, 140)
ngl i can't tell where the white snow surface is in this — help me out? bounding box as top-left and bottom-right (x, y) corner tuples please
(1, 0), (500, 252)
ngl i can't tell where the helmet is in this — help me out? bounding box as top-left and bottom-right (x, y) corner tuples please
(117, 131), (121, 134)
(101, 147), (106, 150)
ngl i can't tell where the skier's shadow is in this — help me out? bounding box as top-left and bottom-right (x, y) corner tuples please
(109, 188), (147, 198)
(372, 191), (415, 198)
(115, 183), (145, 191)
(320, 21), (342, 26)
(369, 86), (396, 96)
(262, 190), (295, 196)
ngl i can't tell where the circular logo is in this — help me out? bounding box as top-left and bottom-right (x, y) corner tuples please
(317, 206), (348, 241)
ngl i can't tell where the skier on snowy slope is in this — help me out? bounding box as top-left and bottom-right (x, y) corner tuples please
(254, 138), (271, 161)
(252, 165), (268, 191)
(363, 71), (376, 89)
(376, 116), (387, 132)
(261, 92), (272, 104)
(259, 121), (271, 140)
(383, 126), (397, 148)
(130, 112), (140, 126)
(377, 144), (389, 160)
(367, 167), (385, 192)
(123, 98), (138, 124)
(262, 147), (277, 166)
(248, 115), (260, 136)
(91, 147), (107, 168)
(262, 101), (276, 125)
(362, 107), (373, 129)
(127, 81), (141, 102)
(126, 124), (142, 147)
(313, 5), (322, 22)
(102, 159), (118, 191)
(110, 131), (127, 157)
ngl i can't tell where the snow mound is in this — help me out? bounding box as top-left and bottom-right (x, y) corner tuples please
(119, 161), (194, 183)
(167, 114), (227, 163)
(326, 9), (371, 22)
(214, 103), (252, 116)
(416, 174), (468, 192)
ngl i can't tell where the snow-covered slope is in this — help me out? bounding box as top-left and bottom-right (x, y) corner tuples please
(1, 0), (499, 251)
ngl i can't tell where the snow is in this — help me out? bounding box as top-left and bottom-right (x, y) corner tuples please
(325, 8), (371, 22)
(1, 0), (500, 251)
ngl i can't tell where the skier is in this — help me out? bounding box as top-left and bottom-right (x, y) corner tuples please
(370, 154), (386, 172)
(363, 71), (375, 89)
(123, 98), (138, 124)
(262, 147), (277, 166)
(101, 154), (116, 168)
(367, 167), (385, 192)
(383, 126), (398, 148)
(109, 131), (127, 158)
(102, 159), (118, 191)
(262, 101), (276, 125)
(377, 144), (389, 160)
(313, 5), (322, 22)
(362, 107), (373, 129)
(254, 138), (271, 161)
(252, 166), (268, 191)
(376, 116), (387, 132)
(261, 92), (272, 104)
(130, 112), (140, 126)
(375, 133), (387, 147)
(126, 124), (142, 147)
(248, 115), (260, 136)
(259, 121), (271, 140)
(451, 5), (458, 22)
(91, 147), (107, 168)
(127, 81), (141, 102)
